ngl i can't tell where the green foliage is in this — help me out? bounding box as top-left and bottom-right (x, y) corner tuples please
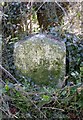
(42, 95), (50, 101)
(62, 33), (83, 83)
(1, 80), (83, 119)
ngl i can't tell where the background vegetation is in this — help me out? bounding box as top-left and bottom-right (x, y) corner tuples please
(0, 2), (83, 120)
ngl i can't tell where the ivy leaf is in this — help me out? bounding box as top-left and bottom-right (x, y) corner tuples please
(5, 84), (9, 91)
(42, 95), (50, 101)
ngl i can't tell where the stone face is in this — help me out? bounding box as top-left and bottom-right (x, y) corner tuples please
(14, 34), (66, 88)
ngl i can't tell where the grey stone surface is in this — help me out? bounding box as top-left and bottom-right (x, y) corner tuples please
(14, 34), (66, 88)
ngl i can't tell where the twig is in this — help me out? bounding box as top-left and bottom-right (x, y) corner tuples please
(0, 107), (9, 117)
(42, 107), (64, 112)
(0, 65), (19, 84)
(35, 2), (46, 14)
(61, 3), (81, 30)
(0, 78), (6, 85)
(61, 76), (69, 88)
(55, 1), (69, 18)
(14, 85), (48, 119)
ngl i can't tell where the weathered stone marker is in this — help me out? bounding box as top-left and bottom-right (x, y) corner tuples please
(14, 34), (66, 88)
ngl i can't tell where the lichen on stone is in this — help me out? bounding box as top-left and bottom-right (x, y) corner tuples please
(14, 34), (66, 88)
